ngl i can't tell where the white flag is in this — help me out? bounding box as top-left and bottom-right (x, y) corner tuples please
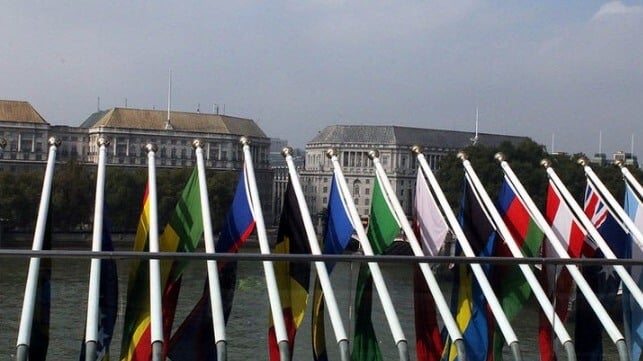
(414, 171), (448, 256)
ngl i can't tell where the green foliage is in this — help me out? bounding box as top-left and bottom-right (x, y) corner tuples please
(0, 164), (238, 233)
(436, 139), (641, 213)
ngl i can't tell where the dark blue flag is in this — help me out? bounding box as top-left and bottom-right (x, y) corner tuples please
(575, 183), (628, 360)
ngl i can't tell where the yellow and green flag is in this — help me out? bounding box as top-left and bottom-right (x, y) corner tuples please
(120, 169), (203, 361)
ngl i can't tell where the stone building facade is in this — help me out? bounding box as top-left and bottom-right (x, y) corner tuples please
(0, 100), (273, 220)
(301, 125), (530, 220)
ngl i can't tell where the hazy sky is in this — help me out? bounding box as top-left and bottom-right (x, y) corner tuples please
(1, 1), (642, 156)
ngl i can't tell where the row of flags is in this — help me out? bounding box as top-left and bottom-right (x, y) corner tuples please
(14, 140), (643, 361)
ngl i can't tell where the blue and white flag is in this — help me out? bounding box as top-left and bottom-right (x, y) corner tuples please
(623, 183), (643, 361)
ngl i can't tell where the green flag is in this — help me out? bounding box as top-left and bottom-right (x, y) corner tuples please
(352, 175), (399, 361)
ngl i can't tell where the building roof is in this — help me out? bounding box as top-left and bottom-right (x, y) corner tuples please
(308, 125), (530, 149)
(0, 100), (48, 124)
(80, 107), (267, 137)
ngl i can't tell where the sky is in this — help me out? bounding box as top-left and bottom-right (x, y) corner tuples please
(1, 1), (642, 157)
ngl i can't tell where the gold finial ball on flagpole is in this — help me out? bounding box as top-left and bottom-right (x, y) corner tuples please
(456, 151), (468, 161)
(192, 139), (205, 149)
(540, 159), (551, 168)
(326, 148), (337, 159)
(48, 137), (61, 147)
(577, 157), (588, 167)
(240, 136), (250, 146)
(411, 145), (423, 154)
(0, 137), (6, 149)
(97, 137), (111, 147)
(145, 143), (158, 153)
(367, 149), (379, 159)
(281, 146), (293, 158)
(494, 152), (505, 163)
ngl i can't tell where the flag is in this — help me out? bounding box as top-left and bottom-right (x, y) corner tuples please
(443, 178), (495, 361)
(413, 171), (447, 361)
(120, 169), (204, 361)
(79, 208), (118, 361)
(352, 175), (399, 361)
(623, 183), (643, 361)
(539, 181), (587, 361)
(312, 175), (355, 361)
(167, 168), (256, 361)
(494, 179), (544, 359)
(29, 208), (53, 361)
(268, 180), (312, 360)
(575, 182), (628, 360)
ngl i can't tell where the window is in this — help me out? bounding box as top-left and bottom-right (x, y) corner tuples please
(352, 179), (361, 196)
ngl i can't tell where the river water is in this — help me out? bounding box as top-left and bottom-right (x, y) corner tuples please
(0, 247), (621, 360)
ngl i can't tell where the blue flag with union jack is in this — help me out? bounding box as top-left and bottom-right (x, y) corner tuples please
(575, 181), (628, 360)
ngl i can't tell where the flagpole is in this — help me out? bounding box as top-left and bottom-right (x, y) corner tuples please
(498, 154), (627, 361)
(326, 149), (410, 361)
(581, 158), (643, 249)
(145, 143), (164, 361)
(16, 137), (60, 361)
(282, 147), (350, 361)
(369, 150), (462, 361)
(413, 148), (522, 361)
(84, 137), (109, 361)
(240, 136), (290, 361)
(459, 153), (577, 361)
(545, 160), (643, 309)
(618, 161), (643, 201)
(193, 140), (227, 361)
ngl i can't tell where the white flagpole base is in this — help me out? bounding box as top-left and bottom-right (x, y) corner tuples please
(562, 340), (576, 361)
(338, 339), (350, 361)
(216, 340), (227, 361)
(85, 341), (97, 361)
(509, 341), (523, 361)
(15, 344), (28, 361)
(454, 339), (467, 361)
(616, 339), (629, 361)
(152, 341), (163, 361)
(278, 340), (290, 361)
(396, 340), (410, 361)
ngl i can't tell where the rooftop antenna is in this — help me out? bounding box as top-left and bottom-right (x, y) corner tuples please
(470, 106), (479, 145)
(165, 69), (173, 130)
(97, 97), (100, 112)
(197, 103), (200, 113)
(551, 133), (555, 154)
(599, 130), (603, 154)
(631, 133), (635, 156)
(125, 97), (128, 108)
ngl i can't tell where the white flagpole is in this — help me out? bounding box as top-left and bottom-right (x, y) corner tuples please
(459, 153), (576, 360)
(545, 161), (643, 309)
(619, 162), (643, 202)
(282, 147), (350, 361)
(15, 137), (60, 361)
(413, 147), (522, 361)
(240, 136), (290, 361)
(497, 155), (627, 361)
(84, 137), (109, 361)
(193, 140), (227, 361)
(581, 159), (643, 249)
(326, 149), (409, 361)
(145, 143), (164, 361)
(369, 149), (461, 360)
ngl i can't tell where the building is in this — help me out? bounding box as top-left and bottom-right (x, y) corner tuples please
(612, 151), (639, 168)
(269, 138), (305, 224)
(300, 125), (530, 221)
(0, 100), (274, 219)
